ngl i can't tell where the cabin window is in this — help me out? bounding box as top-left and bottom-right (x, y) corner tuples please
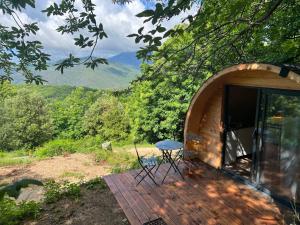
(223, 86), (300, 204)
(258, 91), (300, 203)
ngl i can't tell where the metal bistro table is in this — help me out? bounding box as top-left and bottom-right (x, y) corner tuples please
(155, 139), (184, 184)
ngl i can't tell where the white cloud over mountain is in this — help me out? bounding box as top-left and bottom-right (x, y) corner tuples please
(0, 0), (195, 60)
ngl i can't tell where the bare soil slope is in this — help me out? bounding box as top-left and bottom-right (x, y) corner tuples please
(0, 153), (111, 185)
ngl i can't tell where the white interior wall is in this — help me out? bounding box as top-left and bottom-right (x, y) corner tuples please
(225, 127), (254, 164)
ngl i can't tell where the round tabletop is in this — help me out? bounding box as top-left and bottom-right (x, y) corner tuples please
(155, 139), (183, 151)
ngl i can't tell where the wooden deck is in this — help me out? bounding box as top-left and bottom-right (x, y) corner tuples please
(104, 162), (288, 225)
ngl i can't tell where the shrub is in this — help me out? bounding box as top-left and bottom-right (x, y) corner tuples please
(34, 136), (103, 158)
(83, 95), (130, 141)
(0, 89), (53, 151)
(94, 150), (139, 173)
(50, 87), (101, 139)
(0, 150), (32, 167)
(0, 197), (41, 225)
(34, 139), (77, 158)
(44, 180), (81, 204)
(83, 177), (107, 190)
(75, 136), (103, 153)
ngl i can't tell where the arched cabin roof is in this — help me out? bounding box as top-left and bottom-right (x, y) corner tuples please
(184, 63), (300, 168)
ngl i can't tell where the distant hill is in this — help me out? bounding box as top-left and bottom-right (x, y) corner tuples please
(12, 52), (141, 90)
(108, 52), (141, 69)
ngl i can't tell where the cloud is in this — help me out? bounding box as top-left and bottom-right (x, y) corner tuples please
(0, 0), (196, 60)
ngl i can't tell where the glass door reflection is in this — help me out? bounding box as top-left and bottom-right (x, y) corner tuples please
(259, 91), (300, 203)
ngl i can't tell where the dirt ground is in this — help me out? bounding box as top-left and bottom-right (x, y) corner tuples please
(0, 147), (159, 185)
(0, 147), (159, 225)
(0, 153), (110, 185)
(24, 185), (130, 225)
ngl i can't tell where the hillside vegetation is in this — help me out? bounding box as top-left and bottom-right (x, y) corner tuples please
(12, 52), (140, 90)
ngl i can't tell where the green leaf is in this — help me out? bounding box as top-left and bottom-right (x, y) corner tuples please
(138, 27), (144, 34)
(157, 26), (166, 33)
(127, 33), (138, 38)
(163, 29), (174, 38)
(136, 10), (154, 17)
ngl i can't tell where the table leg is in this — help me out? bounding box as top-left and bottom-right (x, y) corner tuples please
(155, 150), (167, 174)
(161, 150), (184, 184)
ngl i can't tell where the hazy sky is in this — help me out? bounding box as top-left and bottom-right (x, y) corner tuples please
(1, 0), (193, 60)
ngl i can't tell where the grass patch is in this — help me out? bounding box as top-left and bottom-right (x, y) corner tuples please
(0, 176), (117, 224)
(60, 171), (85, 179)
(34, 137), (142, 173)
(34, 136), (103, 158)
(0, 198), (41, 225)
(44, 180), (81, 204)
(1, 137), (149, 172)
(83, 177), (107, 190)
(94, 149), (139, 173)
(0, 150), (33, 167)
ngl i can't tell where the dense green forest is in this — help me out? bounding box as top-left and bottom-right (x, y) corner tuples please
(0, 0), (299, 152)
(1, 13), (300, 152)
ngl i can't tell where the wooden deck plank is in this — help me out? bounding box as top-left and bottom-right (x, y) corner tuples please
(117, 172), (159, 223)
(104, 163), (286, 225)
(157, 164), (240, 225)
(129, 168), (188, 225)
(123, 172), (178, 225)
(184, 167), (282, 224)
(152, 164), (219, 225)
(111, 173), (151, 223)
(104, 175), (141, 225)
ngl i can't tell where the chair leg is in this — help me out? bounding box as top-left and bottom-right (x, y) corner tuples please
(147, 166), (158, 185)
(136, 165), (158, 186)
(155, 152), (166, 174)
(154, 160), (162, 174)
(134, 168), (144, 179)
(136, 166), (149, 185)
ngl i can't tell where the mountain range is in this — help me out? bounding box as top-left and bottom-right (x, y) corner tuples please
(13, 52), (141, 90)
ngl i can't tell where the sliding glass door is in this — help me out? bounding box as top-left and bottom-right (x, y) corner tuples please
(257, 90), (300, 203)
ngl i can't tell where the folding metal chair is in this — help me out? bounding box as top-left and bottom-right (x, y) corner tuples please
(134, 144), (158, 185)
(175, 149), (199, 173)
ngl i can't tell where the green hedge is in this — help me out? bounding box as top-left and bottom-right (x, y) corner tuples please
(34, 136), (103, 158)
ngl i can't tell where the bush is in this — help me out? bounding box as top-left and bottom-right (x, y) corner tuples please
(34, 139), (77, 158)
(50, 87), (101, 139)
(44, 180), (81, 204)
(0, 198), (41, 225)
(34, 136), (103, 158)
(94, 150), (139, 173)
(83, 177), (107, 190)
(75, 136), (103, 153)
(83, 95), (130, 141)
(0, 89), (53, 151)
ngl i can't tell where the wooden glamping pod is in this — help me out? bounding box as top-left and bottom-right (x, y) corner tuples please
(184, 63), (300, 204)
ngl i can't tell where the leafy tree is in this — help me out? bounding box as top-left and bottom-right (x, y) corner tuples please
(83, 94), (130, 141)
(126, 0), (300, 142)
(50, 87), (101, 139)
(1, 0), (299, 83)
(133, 0), (300, 72)
(0, 81), (16, 101)
(127, 31), (210, 142)
(0, 0), (129, 83)
(0, 89), (53, 151)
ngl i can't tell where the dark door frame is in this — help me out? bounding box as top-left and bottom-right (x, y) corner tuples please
(222, 85), (300, 210)
(221, 84), (259, 182)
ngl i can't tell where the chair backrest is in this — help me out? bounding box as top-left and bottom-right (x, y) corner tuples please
(134, 143), (141, 161)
